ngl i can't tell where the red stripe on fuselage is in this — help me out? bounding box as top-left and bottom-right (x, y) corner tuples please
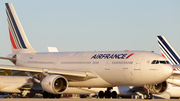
(126, 53), (134, 59)
(9, 27), (17, 49)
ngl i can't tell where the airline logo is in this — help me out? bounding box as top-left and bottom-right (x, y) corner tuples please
(6, 3), (27, 49)
(91, 53), (134, 59)
(157, 36), (180, 65)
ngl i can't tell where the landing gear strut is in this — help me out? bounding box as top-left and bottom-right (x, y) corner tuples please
(144, 86), (153, 99)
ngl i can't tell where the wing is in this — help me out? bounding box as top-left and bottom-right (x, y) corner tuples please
(0, 65), (97, 79)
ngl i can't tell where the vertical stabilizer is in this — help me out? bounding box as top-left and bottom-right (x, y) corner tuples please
(157, 36), (180, 65)
(5, 3), (36, 53)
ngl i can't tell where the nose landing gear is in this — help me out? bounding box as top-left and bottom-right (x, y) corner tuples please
(143, 86), (153, 99)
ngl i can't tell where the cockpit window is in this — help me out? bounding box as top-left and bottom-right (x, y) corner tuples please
(151, 60), (156, 64)
(156, 60), (159, 64)
(160, 61), (166, 64)
(166, 61), (170, 64)
(151, 60), (170, 64)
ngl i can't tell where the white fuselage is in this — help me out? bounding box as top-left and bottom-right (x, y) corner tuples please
(12, 51), (172, 87)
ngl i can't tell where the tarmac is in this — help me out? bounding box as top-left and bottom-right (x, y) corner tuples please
(0, 98), (180, 101)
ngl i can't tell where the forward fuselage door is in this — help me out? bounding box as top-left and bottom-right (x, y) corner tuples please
(134, 56), (143, 70)
(105, 60), (111, 70)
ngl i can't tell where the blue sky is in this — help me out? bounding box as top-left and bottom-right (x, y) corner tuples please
(0, 0), (180, 65)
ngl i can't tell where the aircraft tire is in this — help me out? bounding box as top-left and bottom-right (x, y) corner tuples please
(111, 91), (117, 98)
(98, 91), (104, 98)
(43, 91), (49, 98)
(49, 94), (55, 98)
(105, 91), (111, 98)
(148, 93), (153, 99)
(25, 93), (36, 98)
(55, 94), (61, 98)
(144, 93), (149, 99)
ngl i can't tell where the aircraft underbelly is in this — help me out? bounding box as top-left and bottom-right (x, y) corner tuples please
(68, 77), (113, 87)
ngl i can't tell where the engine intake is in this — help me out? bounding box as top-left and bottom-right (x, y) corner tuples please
(149, 81), (168, 94)
(41, 75), (68, 94)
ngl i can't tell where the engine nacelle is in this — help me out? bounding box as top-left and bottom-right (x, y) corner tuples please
(149, 81), (168, 94)
(41, 75), (68, 94)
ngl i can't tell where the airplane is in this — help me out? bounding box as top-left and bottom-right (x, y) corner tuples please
(47, 43), (180, 99)
(47, 47), (175, 99)
(0, 3), (173, 99)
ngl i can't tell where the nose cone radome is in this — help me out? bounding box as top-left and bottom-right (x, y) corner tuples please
(161, 65), (173, 81)
(165, 65), (173, 76)
(150, 65), (173, 85)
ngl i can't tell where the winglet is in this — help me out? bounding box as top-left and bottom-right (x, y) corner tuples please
(47, 47), (60, 52)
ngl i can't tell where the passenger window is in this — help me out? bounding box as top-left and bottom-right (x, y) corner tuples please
(151, 60), (156, 64)
(160, 61), (166, 64)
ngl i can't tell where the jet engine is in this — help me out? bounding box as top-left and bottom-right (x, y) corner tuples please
(41, 75), (68, 94)
(149, 81), (168, 94)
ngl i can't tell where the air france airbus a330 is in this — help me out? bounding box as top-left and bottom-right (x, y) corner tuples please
(0, 3), (173, 99)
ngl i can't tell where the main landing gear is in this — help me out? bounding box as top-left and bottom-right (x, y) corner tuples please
(43, 91), (61, 98)
(98, 87), (117, 99)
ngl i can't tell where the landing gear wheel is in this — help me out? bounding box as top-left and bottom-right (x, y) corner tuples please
(105, 91), (111, 98)
(148, 93), (153, 99)
(111, 91), (117, 99)
(49, 94), (55, 98)
(144, 93), (153, 99)
(54, 94), (61, 98)
(43, 91), (49, 98)
(98, 91), (104, 98)
(144, 94), (149, 99)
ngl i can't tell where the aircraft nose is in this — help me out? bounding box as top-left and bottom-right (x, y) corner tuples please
(163, 65), (173, 78)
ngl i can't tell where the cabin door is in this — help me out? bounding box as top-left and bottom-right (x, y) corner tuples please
(105, 60), (111, 70)
(134, 56), (143, 70)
